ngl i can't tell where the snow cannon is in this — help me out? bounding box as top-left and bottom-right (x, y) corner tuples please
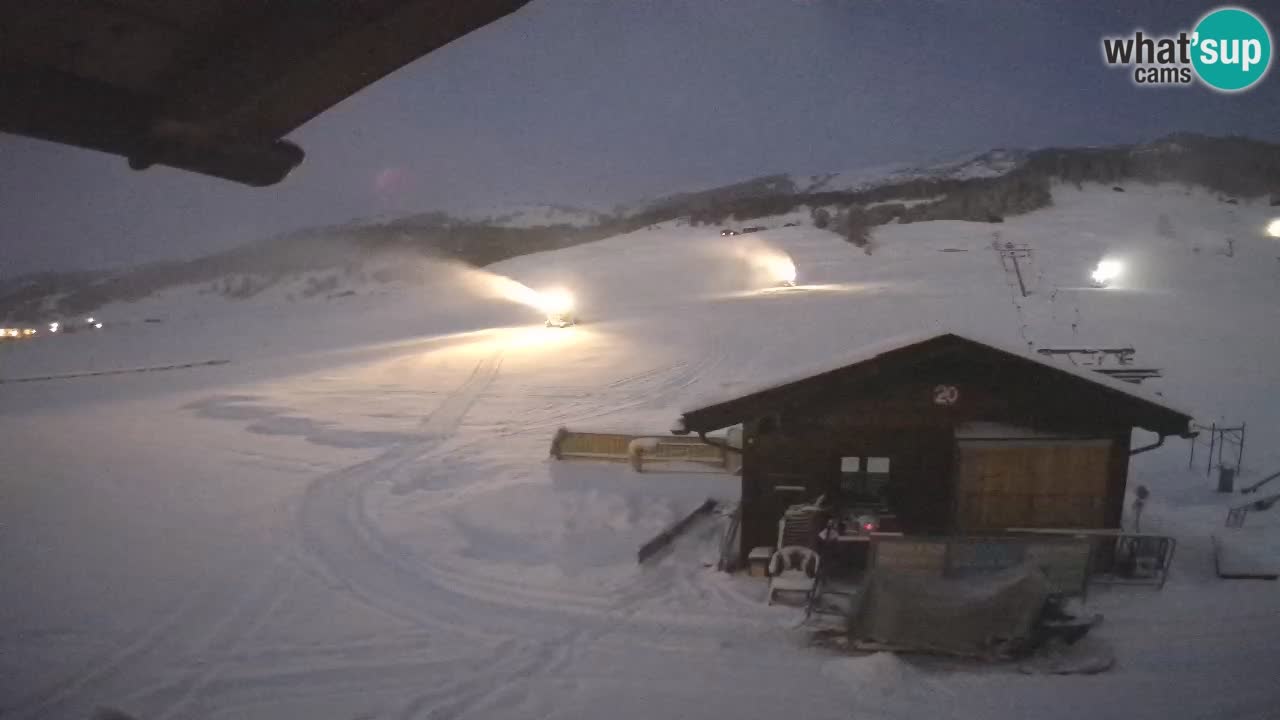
(538, 288), (577, 328)
(769, 256), (798, 288)
(1090, 259), (1124, 288)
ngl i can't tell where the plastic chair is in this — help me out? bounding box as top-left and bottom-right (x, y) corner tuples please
(766, 546), (820, 605)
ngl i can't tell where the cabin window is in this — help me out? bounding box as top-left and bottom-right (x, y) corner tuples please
(839, 455), (892, 506)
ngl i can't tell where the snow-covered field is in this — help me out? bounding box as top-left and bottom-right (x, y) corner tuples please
(3, 183), (1280, 720)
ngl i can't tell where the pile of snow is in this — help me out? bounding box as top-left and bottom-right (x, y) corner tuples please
(822, 653), (951, 701)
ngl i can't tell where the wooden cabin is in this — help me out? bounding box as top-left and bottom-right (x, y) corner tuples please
(673, 332), (1194, 562)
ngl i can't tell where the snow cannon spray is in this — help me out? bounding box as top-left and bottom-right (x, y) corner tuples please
(457, 267), (577, 326)
(722, 236), (799, 288)
(1090, 258), (1125, 288)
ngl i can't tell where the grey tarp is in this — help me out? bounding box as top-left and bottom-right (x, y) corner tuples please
(851, 563), (1052, 657)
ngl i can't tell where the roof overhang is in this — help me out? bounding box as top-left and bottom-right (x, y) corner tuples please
(676, 332), (1195, 438)
(0, 1), (532, 186)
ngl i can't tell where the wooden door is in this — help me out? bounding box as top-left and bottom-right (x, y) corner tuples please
(955, 440), (1112, 530)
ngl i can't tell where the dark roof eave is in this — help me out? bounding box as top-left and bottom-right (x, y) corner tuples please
(677, 335), (1195, 437)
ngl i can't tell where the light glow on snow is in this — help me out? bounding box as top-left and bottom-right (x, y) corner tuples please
(767, 255), (797, 285)
(714, 281), (891, 301)
(718, 236), (799, 287)
(535, 287), (575, 315)
(1091, 258), (1125, 287)
(487, 324), (588, 351)
(447, 264), (581, 324)
(459, 268), (575, 320)
(1267, 218), (1280, 238)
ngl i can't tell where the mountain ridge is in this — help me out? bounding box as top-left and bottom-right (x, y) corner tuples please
(3, 133), (1278, 323)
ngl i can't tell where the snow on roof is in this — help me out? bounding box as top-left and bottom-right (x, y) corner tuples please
(679, 329), (1194, 420)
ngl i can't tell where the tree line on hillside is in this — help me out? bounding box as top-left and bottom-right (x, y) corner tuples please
(4, 134), (1278, 322)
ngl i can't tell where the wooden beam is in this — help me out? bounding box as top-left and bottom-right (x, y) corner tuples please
(637, 499), (718, 564)
(160, 0), (532, 137)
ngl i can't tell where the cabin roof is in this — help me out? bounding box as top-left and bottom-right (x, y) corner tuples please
(675, 331), (1194, 437)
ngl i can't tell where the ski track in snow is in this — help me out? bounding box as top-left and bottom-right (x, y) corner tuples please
(294, 350), (513, 630)
(190, 344), (754, 716)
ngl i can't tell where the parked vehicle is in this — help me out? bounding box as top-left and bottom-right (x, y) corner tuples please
(719, 228), (738, 236)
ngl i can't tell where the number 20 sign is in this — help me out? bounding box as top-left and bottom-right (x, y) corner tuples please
(933, 384), (960, 406)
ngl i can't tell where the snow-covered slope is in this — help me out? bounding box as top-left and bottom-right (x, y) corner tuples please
(460, 203), (610, 228)
(2, 182), (1279, 720)
(799, 148), (1028, 193)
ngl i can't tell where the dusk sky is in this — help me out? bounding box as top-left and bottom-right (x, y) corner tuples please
(3, 0), (1279, 278)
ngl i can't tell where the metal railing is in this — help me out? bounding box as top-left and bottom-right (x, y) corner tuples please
(1226, 492), (1280, 527)
(1090, 534), (1176, 589)
(1241, 468), (1280, 495)
(1007, 528), (1176, 589)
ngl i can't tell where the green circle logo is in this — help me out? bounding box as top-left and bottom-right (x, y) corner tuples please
(1192, 7), (1272, 92)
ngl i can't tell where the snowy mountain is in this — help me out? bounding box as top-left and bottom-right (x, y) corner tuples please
(799, 147), (1030, 193)
(3, 134), (1278, 326)
(459, 203), (612, 228)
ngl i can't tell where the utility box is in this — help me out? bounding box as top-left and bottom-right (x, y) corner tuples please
(747, 546), (774, 577)
(1218, 466), (1236, 493)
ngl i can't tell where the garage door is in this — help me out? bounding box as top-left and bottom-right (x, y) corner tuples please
(955, 440), (1112, 530)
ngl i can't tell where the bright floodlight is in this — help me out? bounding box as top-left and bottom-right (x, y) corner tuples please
(49, 322), (59, 333)
(1091, 259), (1124, 287)
(94, 322), (103, 329)
(537, 287), (574, 315)
(770, 256), (797, 285)
(86, 317), (95, 323)
(1267, 219), (1280, 238)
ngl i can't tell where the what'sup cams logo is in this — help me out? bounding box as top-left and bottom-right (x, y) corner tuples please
(1102, 6), (1272, 92)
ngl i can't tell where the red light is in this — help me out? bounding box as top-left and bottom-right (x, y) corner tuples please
(863, 523), (875, 531)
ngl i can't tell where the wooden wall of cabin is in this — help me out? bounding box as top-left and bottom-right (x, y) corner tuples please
(740, 422), (830, 554)
(734, 354), (1140, 559)
(953, 439), (1116, 530)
